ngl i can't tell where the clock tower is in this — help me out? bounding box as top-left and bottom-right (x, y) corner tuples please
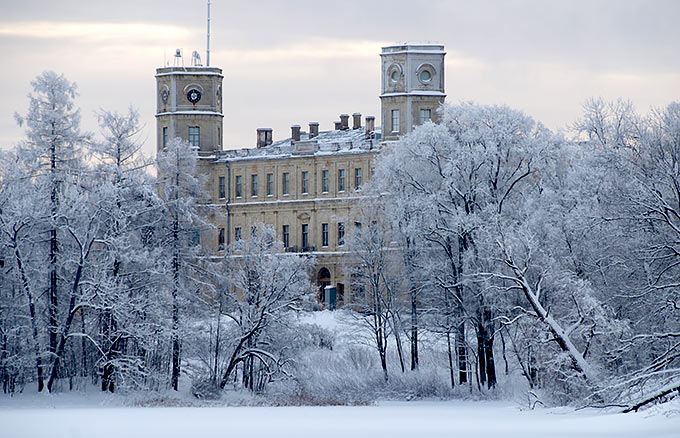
(155, 65), (224, 154)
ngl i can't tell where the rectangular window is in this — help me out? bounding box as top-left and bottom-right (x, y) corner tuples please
(218, 227), (225, 250)
(235, 175), (242, 198)
(338, 169), (345, 192)
(322, 223), (329, 247)
(234, 227), (242, 241)
(322, 169), (329, 193)
(419, 108), (431, 124)
(190, 230), (200, 246)
(251, 174), (258, 197)
(338, 222), (345, 246)
(282, 172), (290, 195)
(189, 126), (200, 148)
(355, 221), (362, 230)
(391, 109), (400, 133)
(217, 127), (221, 146)
(282, 225), (290, 248)
(162, 127), (168, 148)
(301, 171), (309, 194)
(301, 224), (309, 249)
(218, 176), (225, 199)
(266, 173), (273, 197)
(354, 168), (362, 190)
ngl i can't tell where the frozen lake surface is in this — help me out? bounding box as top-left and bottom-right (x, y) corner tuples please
(1, 399), (678, 438)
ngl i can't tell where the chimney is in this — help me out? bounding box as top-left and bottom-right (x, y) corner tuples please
(352, 113), (362, 129)
(291, 125), (301, 142)
(257, 128), (273, 148)
(309, 122), (319, 139)
(340, 114), (349, 130)
(334, 121), (342, 130)
(365, 116), (375, 139)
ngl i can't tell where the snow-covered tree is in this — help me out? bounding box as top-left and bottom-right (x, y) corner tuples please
(218, 223), (314, 391)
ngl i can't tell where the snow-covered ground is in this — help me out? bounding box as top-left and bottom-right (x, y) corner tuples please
(1, 399), (678, 438)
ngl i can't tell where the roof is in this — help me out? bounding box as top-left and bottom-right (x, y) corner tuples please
(214, 126), (383, 163)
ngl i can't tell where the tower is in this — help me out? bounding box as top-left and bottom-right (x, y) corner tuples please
(155, 61), (224, 154)
(380, 44), (446, 141)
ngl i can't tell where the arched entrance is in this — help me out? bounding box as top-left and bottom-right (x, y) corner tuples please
(317, 267), (331, 304)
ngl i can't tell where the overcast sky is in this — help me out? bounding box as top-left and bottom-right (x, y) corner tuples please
(1, 0), (679, 156)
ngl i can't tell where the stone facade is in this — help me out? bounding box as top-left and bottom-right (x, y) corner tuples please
(155, 44), (445, 306)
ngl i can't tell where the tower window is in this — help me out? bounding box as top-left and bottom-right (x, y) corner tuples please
(354, 168), (362, 190)
(162, 127), (168, 148)
(251, 174), (258, 197)
(234, 227), (242, 241)
(217, 127), (221, 146)
(188, 126), (200, 148)
(420, 109), (431, 124)
(301, 171), (309, 194)
(235, 175), (242, 198)
(391, 70), (399, 82)
(301, 224), (309, 249)
(218, 176), (225, 199)
(282, 172), (290, 195)
(420, 70), (431, 82)
(282, 225), (290, 248)
(218, 227), (225, 250)
(322, 169), (329, 193)
(391, 110), (400, 133)
(266, 173), (273, 197)
(338, 169), (345, 192)
(337, 222), (345, 246)
(322, 223), (329, 247)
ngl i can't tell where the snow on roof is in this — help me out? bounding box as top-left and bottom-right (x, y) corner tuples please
(214, 126), (383, 163)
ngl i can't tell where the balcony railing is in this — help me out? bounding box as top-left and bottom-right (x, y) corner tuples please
(284, 245), (316, 253)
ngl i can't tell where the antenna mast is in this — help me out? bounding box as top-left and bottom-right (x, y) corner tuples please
(206, 0), (211, 66)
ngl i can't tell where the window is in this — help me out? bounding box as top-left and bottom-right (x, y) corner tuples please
(251, 174), (258, 197)
(322, 169), (329, 193)
(217, 127), (221, 146)
(282, 225), (290, 248)
(301, 171), (309, 194)
(189, 126), (200, 148)
(322, 223), (329, 247)
(218, 228), (225, 250)
(235, 175), (242, 198)
(391, 110), (400, 133)
(218, 176), (225, 199)
(355, 221), (362, 230)
(234, 227), (242, 241)
(301, 224), (309, 249)
(190, 230), (200, 246)
(420, 109), (431, 124)
(338, 222), (345, 246)
(266, 173), (273, 196)
(338, 169), (345, 192)
(162, 127), (168, 148)
(354, 168), (362, 190)
(282, 172), (290, 195)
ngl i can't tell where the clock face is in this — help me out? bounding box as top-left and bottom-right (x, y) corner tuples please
(160, 89), (169, 104)
(187, 89), (201, 104)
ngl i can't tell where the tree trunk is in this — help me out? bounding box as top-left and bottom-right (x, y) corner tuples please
(410, 284), (419, 370)
(47, 258), (85, 392)
(49, 131), (58, 366)
(457, 322), (467, 384)
(12, 237), (44, 392)
(446, 330), (455, 388)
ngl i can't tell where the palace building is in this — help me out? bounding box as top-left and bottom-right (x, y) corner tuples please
(155, 44), (446, 306)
